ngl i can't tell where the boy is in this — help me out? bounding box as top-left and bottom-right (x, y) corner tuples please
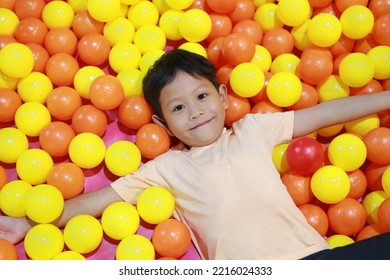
(1, 49), (390, 259)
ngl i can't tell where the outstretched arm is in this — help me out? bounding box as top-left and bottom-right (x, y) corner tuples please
(0, 185), (123, 244)
(293, 90), (390, 138)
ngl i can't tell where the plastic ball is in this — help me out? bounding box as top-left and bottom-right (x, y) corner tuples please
(0, 180), (33, 217)
(159, 9), (184, 41)
(71, 105), (108, 137)
(383, 166), (390, 197)
(377, 197), (390, 232)
(224, 93), (251, 127)
(0, 7), (19, 36)
(73, 65), (105, 99)
(250, 45), (272, 72)
(0, 127), (29, 164)
(63, 214), (103, 254)
(307, 13), (342, 47)
(288, 82), (319, 111)
(47, 162), (85, 200)
(326, 234), (355, 249)
(253, 3), (284, 32)
(178, 42), (208, 58)
(266, 72), (302, 107)
(179, 9), (212, 42)
(25, 183), (64, 224)
(108, 42), (141, 73)
(317, 75), (349, 102)
(72, 9), (105, 39)
(344, 114), (380, 137)
(222, 32), (256, 66)
(339, 52), (375, 87)
(310, 165), (351, 204)
(262, 27), (294, 58)
(298, 203), (329, 236)
(230, 62), (265, 98)
(24, 224), (64, 260)
(105, 140), (141, 177)
(27, 43), (50, 73)
(0, 88), (22, 123)
(270, 53), (300, 74)
(135, 123), (171, 160)
(0, 238), (18, 260)
(127, 0), (159, 29)
(207, 13), (233, 43)
(364, 162), (388, 192)
(367, 45), (390, 80)
(87, 0), (121, 23)
(363, 127), (390, 165)
(14, 101), (51, 137)
(0, 42), (34, 78)
(103, 17), (135, 46)
(0, 70), (18, 89)
(39, 121), (75, 158)
(101, 201), (140, 240)
(44, 27), (78, 56)
(17, 72), (53, 103)
(137, 186), (175, 224)
(340, 4), (374, 39)
(116, 68), (145, 96)
(372, 13), (390, 47)
(52, 251), (86, 260)
(276, 0), (311, 27)
(133, 24), (166, 55)
(152, 219), (191, 259)
(327, 133), (367, 172)
(272, 143), (291, 175)
(282, 171), (313, 206)
(89, 75), (124, 111)
(45, 53), (80, 87)
(68, 132), (106, 169)
(0, 165), (7, 189)
(116, 234), (155, 260)
(77, 33), (111, 66)
(356, 224), (384, 242)
(42, 1), (74, 29)
(361, 190), (388, 224)
(165, 0), (194, 10)
(286, 136), (324, 176)
(13, 17), (48, 45)
(16, 148), (53, 185)
(46, 86), (82, 121)
(347, 168), (367, 200)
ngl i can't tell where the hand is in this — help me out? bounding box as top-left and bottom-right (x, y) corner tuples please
(0, 214), (33, 244)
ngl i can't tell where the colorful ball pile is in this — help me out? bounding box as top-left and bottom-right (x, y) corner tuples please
(1, 0), (390, 260)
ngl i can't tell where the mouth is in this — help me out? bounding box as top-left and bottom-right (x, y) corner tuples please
(190, 118), (213, 130)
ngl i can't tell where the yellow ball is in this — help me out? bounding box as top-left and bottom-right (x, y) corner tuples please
(68, 132), (106, 169)
(0, 127), (28, 164)
(339, 52), (375, 88)
(103, 17), (135, 46)
(64, 214), (103, 254)
(16, 148), (54, 185)
(0, 8), (19, 35)
(179, 9), (212, 42)
(101, 201), (140, 240)
(272, 143), (291, 175)
(0, 43), (34, 79)
(251, 45), (272, 72)
(317, 75), (349, 102)
(137, 186), (175, 224)
(116, 234), (155, 260)
(307, 13), (342, 47)
(67, 0), (88, 13)
(73, 66), (105, 99)
(17, 72), (53, 103)
(326, 234), (355, 249)
(317, 124), (344, 138)
(14, 102), (51, 137)
(344, 114), (380, 137)
(116, 68), (145, 96)
(127, 0), (159, 29)
(52, 251), (86, 260)
(327, 133), (367, 172)
(367, 45), (390, 80)
(139, 49), (165, 76)
(42, 1), (74, 29)
(254, 3), (284, 32)
(24, 224), (64, 260)
(340, 5), (374, 40)
(291, 19), (315, 51)
(310, 165), (350, 204)
(266, 72), (302, 107)
(25, 184), (64, 224)
(0, 180), (33, 218)
(159, 9), (184, 41)
(230, 62), (265, 98)
(270, 53), (300, 74)
(178, 42), (208, 58)
(133, 24), (166, 55)
(362, 190), (388, 224)
(382, 166), (390, 197)
(165, 0), (194, 10)
(0, 70), (19, 90)
(109, 42), (141, 73)
(276, 0), (311, 27)
(105, 140), (141, 176)
(87, 0), (121, 22)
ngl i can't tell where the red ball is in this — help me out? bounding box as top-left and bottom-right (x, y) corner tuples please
(135, 123), (170, 159)
(286, 136), (324, 176)
(39, 121), (76, 158)
(152, 219), (191, 259)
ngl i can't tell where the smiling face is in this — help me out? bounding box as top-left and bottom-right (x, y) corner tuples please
(154, 71), (228, 148)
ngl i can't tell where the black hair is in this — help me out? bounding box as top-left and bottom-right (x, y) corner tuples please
(142, 49), (220, 120)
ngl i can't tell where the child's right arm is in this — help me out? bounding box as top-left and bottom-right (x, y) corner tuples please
(0, 185), (124, 244)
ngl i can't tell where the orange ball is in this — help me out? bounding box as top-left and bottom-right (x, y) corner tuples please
(364, 162), (388, 192)
(47, 162), (85, 199)
(135, 123), (170, 159)
(152, 219), (191, 259)
(45, 53), (80, 87)
(0, 165), (8, 189)
(46, 86), (82, 121)
(363, 127), (390, 165)
(298, 203), (329, 237)
(71, 10), (104, 39)
(377, 197), (390, 232)
(0, 88), (22, 123)
(39, 121), (75, 158)
(347, 168), (367, 200)
(224, 93), (251, 127)
(221, 32), (256, 66)
(281, 171), (313, 206)
(89, 75), (124, 111)
(262, 27), (294, 58)
(26, 43), (49, 73)
(71, 104), (107, 137)
(77, 33), (111, 66)
(14, 0), (46, 20)
(118, 95), (153, 130)
(356, 224), (384, 241)
(231, 19), (263, 44)
(206, 13), (232, 43)
(13, 17), (48, 45)
(44, 27), (78, 56)
(287, 82), (319, 110)
(372, 13), (390, 47)
(0, 238), (18, 260)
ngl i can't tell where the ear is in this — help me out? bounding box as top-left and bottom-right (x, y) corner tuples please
(218, 84), (229, 109)
(151, 114), (174, 136)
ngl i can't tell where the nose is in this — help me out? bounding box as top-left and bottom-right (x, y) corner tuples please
(189, 104), (204, 120)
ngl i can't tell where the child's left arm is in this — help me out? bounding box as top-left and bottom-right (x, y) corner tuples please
(293, 89), (390, 138)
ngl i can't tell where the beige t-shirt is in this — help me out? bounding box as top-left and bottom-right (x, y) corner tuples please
(111, 111), (330, 259)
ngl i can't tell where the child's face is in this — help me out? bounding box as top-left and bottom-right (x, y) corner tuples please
(155, 71), (228, 148)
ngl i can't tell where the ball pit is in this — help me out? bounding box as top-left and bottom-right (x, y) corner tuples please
(0, 0), (390, 261)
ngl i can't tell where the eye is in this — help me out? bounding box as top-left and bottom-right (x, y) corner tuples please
(198, 93), (207, 100)
(173, 104), (185, 112)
